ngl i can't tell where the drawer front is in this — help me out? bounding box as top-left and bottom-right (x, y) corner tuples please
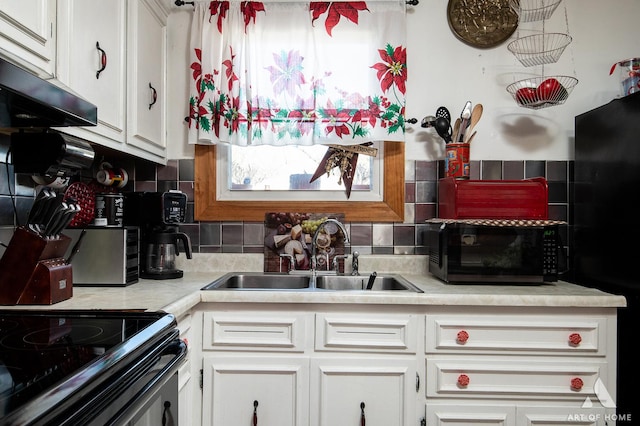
(315, 313), (418, 353)
(426, 314), (605, 355)
(426, 356), (607, 400)
(427, 403), (516, 426)
(203, 312), (308, 352)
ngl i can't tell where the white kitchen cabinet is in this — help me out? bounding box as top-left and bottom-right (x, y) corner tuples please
(125, 0), (166, 159)
(425, 307), (617, 426)
(192, 304), (618, 426)
(202, 355), (310, 426)
(0, 0), (56, 76)
(55, 0), (168, 164)
(56, 0), (127, 144)
(310, 357), (417, 426)
(198, 309), (421, 426)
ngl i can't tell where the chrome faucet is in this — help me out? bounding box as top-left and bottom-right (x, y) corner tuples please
(310, 218), (350, 288)
(351, 251), (359, 275)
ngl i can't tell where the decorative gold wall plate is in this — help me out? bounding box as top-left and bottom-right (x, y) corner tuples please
(447, 0), (518, 48)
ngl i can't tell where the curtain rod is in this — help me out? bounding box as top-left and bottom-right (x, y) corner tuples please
(175, 0), (419, 6)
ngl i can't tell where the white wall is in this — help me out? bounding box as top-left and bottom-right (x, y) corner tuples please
(166, 0), (640, 162)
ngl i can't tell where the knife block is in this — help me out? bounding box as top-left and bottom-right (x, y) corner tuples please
(0, 227), (73, 305)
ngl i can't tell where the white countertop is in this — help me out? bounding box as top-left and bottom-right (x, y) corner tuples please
(1, 254), (627, 317)
(0, 255), (626, 316)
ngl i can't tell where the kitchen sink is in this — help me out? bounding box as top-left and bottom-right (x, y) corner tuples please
(202, 272), (423, 292)
(202, 273), (310, 290)
(314, 274), (423, 292)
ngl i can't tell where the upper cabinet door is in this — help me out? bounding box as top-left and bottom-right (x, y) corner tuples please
(56, 0), (127, 143)
(126, 0), (167, 159)
(0, 0), (56, 76)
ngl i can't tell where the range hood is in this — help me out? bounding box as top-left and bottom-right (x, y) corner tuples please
(0, 57), (97, 129)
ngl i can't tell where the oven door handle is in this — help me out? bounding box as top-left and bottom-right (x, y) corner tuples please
(106, 338), (187, 426)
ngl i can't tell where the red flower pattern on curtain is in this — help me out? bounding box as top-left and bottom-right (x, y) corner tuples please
(187, 0), (407, 146)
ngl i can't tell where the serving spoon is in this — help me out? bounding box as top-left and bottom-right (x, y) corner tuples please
(435, 117), (452, 143)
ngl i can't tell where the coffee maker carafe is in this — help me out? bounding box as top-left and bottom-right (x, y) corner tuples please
(124, 190), (192, 279)
(145, 230), (192, 279)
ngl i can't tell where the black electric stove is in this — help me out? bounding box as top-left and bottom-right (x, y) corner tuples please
(0, 310), (186, 426)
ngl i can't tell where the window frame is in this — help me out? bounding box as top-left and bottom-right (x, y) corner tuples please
(194, 141), (405, 222)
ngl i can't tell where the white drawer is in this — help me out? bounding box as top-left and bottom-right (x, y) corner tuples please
(203, 312), (308, 352)
(315, 313), (418, 353)
(426, 356), (608, 400)
(426, 314), (606, 355)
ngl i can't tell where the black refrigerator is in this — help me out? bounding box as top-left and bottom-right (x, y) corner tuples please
(572, 90), (640, 419)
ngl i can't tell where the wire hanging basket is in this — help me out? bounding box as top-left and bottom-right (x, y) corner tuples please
(510, 0), (562, 22)
(506, 75), (578, 109)
(507, 33), (572, 67)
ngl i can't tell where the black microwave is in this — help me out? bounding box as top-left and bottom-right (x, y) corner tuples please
(426, 219), (567, 284)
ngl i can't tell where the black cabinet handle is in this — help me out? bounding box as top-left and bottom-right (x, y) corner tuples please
(253, 400), (258, 426)
(96, 42), (107, 79)
(162, 401), (171, 426)
(149, 83), (158, 110)
(360, 402), (366, 426)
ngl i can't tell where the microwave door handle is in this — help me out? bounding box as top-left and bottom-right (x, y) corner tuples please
(438, 223), (446, 268)
(557, 238), (569, 274)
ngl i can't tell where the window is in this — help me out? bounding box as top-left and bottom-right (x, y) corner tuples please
(194, 141), (405, 222)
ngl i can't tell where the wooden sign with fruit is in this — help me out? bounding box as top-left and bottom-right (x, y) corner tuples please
(263, 212), (346, 273)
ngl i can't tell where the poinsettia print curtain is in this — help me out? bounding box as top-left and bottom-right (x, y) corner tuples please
(186, 0), (408, 146)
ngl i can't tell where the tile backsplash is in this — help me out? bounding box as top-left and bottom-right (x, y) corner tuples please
(0, 135), (571, 257)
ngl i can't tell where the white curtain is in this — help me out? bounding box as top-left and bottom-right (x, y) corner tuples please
(186, 0), (408, 146)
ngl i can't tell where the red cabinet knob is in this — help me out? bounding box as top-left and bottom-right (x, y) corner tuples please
(457, 374), (470, 387)
(569, 333), (582, 346)
(456, 330), (469, 344)
(570, 377), (584, 391)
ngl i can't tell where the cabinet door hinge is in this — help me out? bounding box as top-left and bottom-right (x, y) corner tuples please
(420, 417), (426, 426)
(199, 368), (204, 390)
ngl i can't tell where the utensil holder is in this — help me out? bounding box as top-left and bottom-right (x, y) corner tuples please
(0, 227), (73, 305)
(445, 143), (470, 179)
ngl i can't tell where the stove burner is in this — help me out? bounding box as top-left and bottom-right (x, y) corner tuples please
(22, 325), (103, 346)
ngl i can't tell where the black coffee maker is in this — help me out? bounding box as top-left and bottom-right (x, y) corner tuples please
(124, 191), (192, 279)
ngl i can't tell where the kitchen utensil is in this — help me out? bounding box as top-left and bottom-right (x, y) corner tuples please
(435, 106), (451, 123)
(366, 271), (377, 290)
(43, 201), (69, 238)
(452, 118), (461, 143)
(435, 117), (452, 143)
(457, 101), (472, 142)
(26, 188), (55, 233)
(420, 115), (436, 128)
(465, 103), (483, 142)
(466, 131), (477, 144)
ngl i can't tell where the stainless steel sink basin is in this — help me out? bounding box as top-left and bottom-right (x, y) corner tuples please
(315, 274), (423, 292)
(202, 273), (310, 290)
(202, 272), (423, 292)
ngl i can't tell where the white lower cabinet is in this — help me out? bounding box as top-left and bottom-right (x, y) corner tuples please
(310, 357), (416, 426)
(198, 308), (420, 426)
(202, 355), (310, 426)
(425, 307), (618, 426)
(192, 305), (617, 426)
(427, 404), (608, 426)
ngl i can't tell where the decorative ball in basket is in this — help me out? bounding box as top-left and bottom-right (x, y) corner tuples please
(507, 75), (578, 109)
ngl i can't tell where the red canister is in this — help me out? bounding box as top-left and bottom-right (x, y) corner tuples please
(445, 143), (470, 179)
